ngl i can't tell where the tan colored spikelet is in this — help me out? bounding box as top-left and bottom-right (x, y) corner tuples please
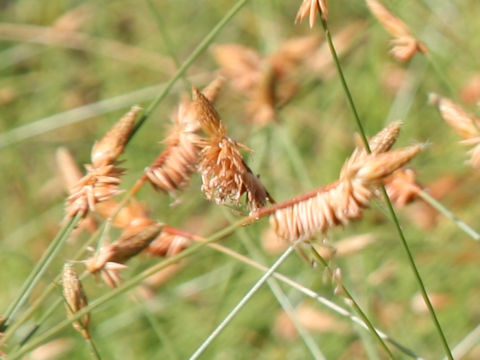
(145, 79), (223, 195)
(65, 107), (140, 217)
(295, 0), (329, 27)
(53, 4), (93, 32)
(254, 125), (422, 242)
(193, 87), (271, 210)
(147, 231), (191, 257)
(429, 93), (480, 167)
(91, 105), (140, 168)
(384, 168), (421, 207)
(62, 263), (90, 339)
(85, 222), (163, 287)
(366, 0), (427, 62)
(429, 93), (480, 139)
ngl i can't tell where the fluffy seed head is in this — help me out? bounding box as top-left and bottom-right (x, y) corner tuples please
(295, 0), (329, 27)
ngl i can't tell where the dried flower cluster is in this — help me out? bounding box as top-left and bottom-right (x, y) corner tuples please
(384, 168), (421, 207)
(213, 26), (363, 125)
(252, 123), (422, 242)
(84, 222), (163, 287)
(145, 78), (223, 195)
(429, 93), (480, 167)
(295, 0), (329, 27)
(193, 87), (272, 211)
(65, 106), (141, 217)
(62, 263), (90, 339)
(366, 0), (427, 62)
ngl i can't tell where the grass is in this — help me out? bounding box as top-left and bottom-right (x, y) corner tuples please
(2, 0), (480, 359)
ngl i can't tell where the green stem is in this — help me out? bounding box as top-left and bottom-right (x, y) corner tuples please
(189, 245), (296, 360)
(1, 213), (81, 331)
(309, 246), (395, 359)
(7, 216), (251, 360)
(4, 224), (104, 342)
(129, 0), (250, 142)
(317, 12), (453, 360)
(418, 190), (480, 241)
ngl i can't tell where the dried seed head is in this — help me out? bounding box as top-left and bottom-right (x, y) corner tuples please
(147, 231), (191, 257)
(211, 44), (262, 93)
(430, 93), (480, 167)
(366, 0), (427, 61)
(201, 76), (225, 103)
(91, 106), (141, 168)
(429, 93), (480, 139)
(62, 263), (90, 339)
(66, 164), (125, 217)
(258, 125), (422, 242)
(368, 121), (402, 154)
(199, 136), (270, 211)
(295, 0), (329, 27)
(85, 222), (163, 287)
(192, 87), (225, 137)
(353, 144), (423, 183)
(384, 168), (421, 207)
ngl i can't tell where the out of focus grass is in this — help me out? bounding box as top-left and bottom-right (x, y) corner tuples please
(2, 0), (480, 359)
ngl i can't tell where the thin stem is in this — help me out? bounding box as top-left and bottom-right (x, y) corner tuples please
(447, 323), (480, 360)
(309, 246), (395, 359)
(1, 213), (81, 330)
(86, 338), (102, 360)
(7, 216), (252, 360)
(188, 246), (296, 360)
(317, 12), (453, 359)
(418, 190), (480, 241)
(145, 0), (190, 91)
(129, 0), (250, 141)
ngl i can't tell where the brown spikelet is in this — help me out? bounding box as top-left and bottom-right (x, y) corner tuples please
(62, 264), (90, 339)
(57, 148), (97, 233)
(429, 93), (480, 167)
(65, 107), (140, 218)
(366, 0), (427, 62)
(85, 222), (163, 287)
(295, 0), (329, 27)
(194, 88), (271, 210)
(384, 168), (422, 207)
(91, 105), (140, 168)
(145, 80), (223, 195)
(254, 125), (422, 242)
(147, 231), (191, 257)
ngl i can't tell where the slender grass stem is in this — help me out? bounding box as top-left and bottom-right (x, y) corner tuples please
(418, 190), (480, 241)
(145, 0), (190, 91)
(317, 13), (453, 360)
(130, 0), (250, 141)
(86, 337), (102, 360)
(7, 216), (252, 360)
(1, 213), (81, 331)
(188, 245), (296, 360)
(309, 246), (395, 359)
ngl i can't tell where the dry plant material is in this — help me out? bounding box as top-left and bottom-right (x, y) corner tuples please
(147, 230), (191, 257)
(384, 168), (422, 207)
(411, 292), (451, 314)
(66, 106), (140, 217)
(84, 222), (163, 287)
(430, 93), (480, 167)
(62, 264), (90, 339)
(295, 0), (329, 27)
(212, 38), (321, 125)
(57, 147), (97, 234)
(366, 0), (427, 62)
(193, 87), (272, 211)
(145, 79), (223, 196)
(30, 339), (75, 360)
(253, 122), (422, 242)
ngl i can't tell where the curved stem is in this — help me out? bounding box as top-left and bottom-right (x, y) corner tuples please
(317, 12), (453, 360)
